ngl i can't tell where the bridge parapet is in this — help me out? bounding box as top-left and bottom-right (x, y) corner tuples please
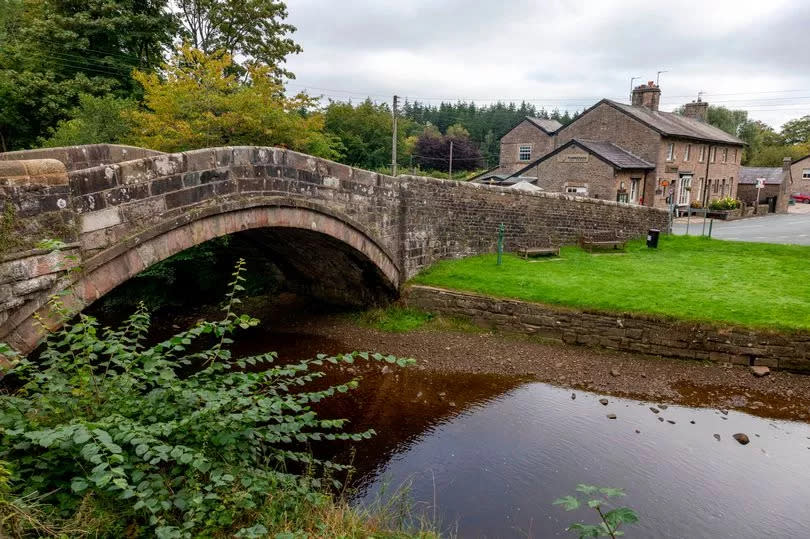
(0, 144), (670, 355)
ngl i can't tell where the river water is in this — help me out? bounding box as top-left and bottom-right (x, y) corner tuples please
(236, 329), (810, 539)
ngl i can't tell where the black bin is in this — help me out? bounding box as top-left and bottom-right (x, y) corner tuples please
(646, 229), (660, 248)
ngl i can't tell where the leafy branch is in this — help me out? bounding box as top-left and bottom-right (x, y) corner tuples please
(553, 484), (639, 538)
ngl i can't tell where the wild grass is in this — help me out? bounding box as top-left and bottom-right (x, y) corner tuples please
(351, 306), (479, 333)
(410, 235), (810, 331)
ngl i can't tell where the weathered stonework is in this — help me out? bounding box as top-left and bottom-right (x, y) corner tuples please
(404, 285), (810, 371)
(0, 144), (669, 354)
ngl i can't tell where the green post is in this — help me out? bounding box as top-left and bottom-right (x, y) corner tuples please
(497, 223), (504, 266)
(708, 218), (713, 238)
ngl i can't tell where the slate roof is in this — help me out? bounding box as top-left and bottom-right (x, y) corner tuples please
(573, 139), (655, 169)
(525, 117), (563, 134)
(739, 166), (786, 185)
(603, 100), (744, 145)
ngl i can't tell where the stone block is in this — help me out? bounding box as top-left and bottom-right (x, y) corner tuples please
(11, 274), (56, 296)
(80, 207), (122, 233)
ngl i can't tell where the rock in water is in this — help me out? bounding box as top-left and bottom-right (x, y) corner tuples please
(607, 413), (617, 419)
(649, 407), (660, 414)
(599, 398), (609, 406)
(571, 393), (576, 400)
(750, 366), (770, 377)
(714, 434), (721, 441)
(733, 433), (750, 445)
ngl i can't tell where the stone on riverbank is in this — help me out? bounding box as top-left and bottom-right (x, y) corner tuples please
(733, 433), (750, 445)
(751, 366), (770, 377)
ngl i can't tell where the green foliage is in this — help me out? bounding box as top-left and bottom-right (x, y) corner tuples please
(352, 306), (435, 333)
(126, 46), (339, 156)
(176, 0), (302, 79)
(411, 235), (810, 331)
(708, 196), (741, 210)
(781, 115), (810, 145)
(324, 99), (412, 170)
(0, 260), (415, 537)
(554, 484), (639, 538)
(0, 0), (176, 150)
(39, 94), (135, 147)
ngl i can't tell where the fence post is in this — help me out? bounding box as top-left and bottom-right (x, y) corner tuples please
(497, 223), (504, 266)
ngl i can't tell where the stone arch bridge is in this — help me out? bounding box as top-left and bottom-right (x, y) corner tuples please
(0, 144), (667, 354)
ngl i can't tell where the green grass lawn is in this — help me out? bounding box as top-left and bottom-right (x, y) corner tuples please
(410, 235), (810, 331)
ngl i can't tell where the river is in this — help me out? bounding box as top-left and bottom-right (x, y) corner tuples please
(230, 327), (810, 539)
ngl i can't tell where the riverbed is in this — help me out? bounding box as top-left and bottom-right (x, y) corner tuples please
(110, 297), (810, 537)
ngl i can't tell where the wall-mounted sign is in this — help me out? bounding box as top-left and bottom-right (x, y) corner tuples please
(559, 153), (589, 163)
(660, 179), (670, 187)
(665, 165), (679, 173)
(755, 178), (765, 189)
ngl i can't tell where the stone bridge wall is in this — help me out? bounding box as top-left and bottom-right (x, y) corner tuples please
(1, 144), (669, 353)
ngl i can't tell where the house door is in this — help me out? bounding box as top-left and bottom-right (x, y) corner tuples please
(678, 175), (692, 206)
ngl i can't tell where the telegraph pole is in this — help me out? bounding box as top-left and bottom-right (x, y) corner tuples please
(391, 95), (398, 176)
(630, 76), (640, 102)
(448, 140), (454, 180)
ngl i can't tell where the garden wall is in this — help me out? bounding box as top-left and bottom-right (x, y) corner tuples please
(404, 285), (810, 371)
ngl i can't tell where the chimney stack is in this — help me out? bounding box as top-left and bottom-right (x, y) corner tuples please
(783, 157), (792, 171)
(631, 81), (661, 111)
(683, 98), (709, 122)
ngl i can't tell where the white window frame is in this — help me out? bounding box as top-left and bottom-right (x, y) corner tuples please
(566, 186), (588, 195)
(684, 144), (691, 161)
(678, 176), (692, 205)
(629, 178), (641, 203)
(722, 148), (728, 163)
(699, 145), (706, 162)
(803, 168), (810, 179)
(666, 143), (675, 161)
(518, 145), (532, 161)
(710, 147), (716, 163)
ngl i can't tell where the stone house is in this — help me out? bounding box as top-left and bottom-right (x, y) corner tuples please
(510, 139), (654, 202)
(791, 154), (810, 194)
(496, 117), (562, 175)
(553, 83), (744, 209)
(480, 83), (745, 210)
(736, 159), (792, 213)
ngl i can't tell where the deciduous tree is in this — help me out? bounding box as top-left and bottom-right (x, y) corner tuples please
(126, 46), (338, 156)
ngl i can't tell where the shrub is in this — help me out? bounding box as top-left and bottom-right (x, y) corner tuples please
(0, 260), (413, 537)
(708, 197), (741, 210)
(689, 200), (704, 209)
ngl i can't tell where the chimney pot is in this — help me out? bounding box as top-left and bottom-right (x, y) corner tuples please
(683, 99), (709, 122)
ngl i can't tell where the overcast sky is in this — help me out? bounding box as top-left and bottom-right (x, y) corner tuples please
(283, 0), (809, 130)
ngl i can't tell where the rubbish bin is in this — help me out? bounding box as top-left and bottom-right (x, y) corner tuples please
(646, 229), (660, 248)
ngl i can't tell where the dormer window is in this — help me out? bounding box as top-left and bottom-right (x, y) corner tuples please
(519, 145), (531, 161)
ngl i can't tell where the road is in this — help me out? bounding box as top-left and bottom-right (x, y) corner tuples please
(671, 204), (810, 245)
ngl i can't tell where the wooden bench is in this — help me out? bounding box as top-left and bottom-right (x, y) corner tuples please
(516, 246), (560, 259)
(578, 232), (628, 253)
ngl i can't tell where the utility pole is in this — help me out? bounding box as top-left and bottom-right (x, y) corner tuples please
(448, 140), (454, 180)
(391, 95), (398, 176)
(630, 76), (640, 102)
(656, 70), (668, 86)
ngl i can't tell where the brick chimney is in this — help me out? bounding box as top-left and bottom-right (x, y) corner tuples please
(783, 156), (792, 171)
(683, 98), (709, 122)
(631, 81), (661, 111)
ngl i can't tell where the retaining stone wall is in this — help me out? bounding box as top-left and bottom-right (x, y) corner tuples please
(404, 285), (810, 371)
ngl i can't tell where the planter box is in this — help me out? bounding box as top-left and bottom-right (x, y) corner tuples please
(707, 208), (742, 220)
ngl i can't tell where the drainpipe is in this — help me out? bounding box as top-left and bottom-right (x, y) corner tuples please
(641, 171), (648, 206)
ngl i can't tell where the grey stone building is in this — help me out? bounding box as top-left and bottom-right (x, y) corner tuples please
(790, 154), (810, 195)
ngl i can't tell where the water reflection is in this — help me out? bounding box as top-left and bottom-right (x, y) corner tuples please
(338, 381), (810, 538)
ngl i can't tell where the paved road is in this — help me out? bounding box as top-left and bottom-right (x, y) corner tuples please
(671, 206), (810, 245)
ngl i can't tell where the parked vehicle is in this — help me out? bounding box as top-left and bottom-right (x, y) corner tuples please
(792, 193), (810, 204)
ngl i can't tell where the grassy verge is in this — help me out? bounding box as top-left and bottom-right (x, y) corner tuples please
(350, 305), (480, 333)
(410, 235), (810, 331)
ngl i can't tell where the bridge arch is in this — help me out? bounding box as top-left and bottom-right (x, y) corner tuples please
(6, 199), (400, 355)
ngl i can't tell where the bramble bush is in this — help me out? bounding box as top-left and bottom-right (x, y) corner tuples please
(0, 259), (414, 537)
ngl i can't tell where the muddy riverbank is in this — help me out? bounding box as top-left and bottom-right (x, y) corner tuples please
(148, 294), (810, 423)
